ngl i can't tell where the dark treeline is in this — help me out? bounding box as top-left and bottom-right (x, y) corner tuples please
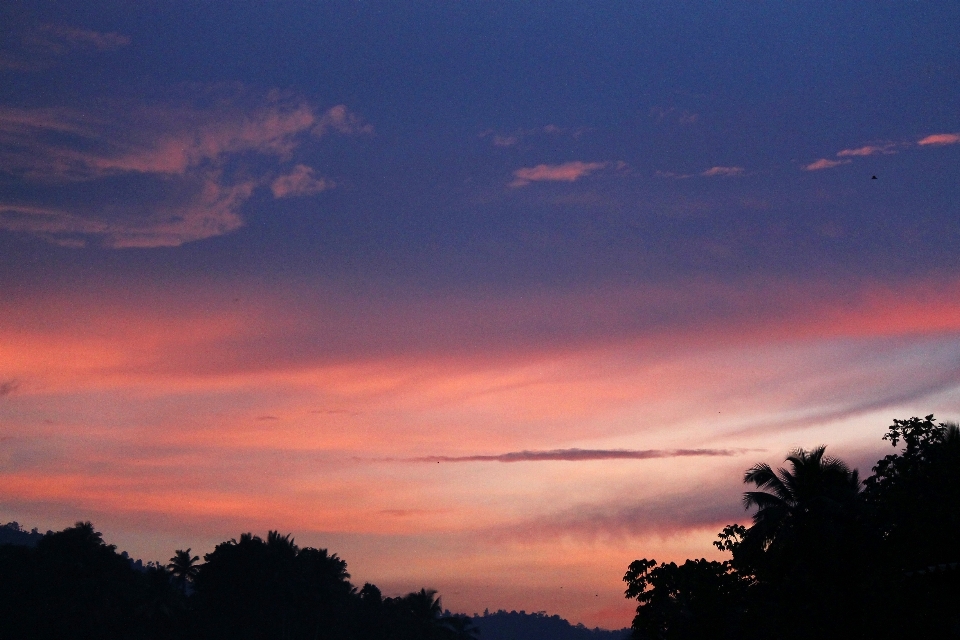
(624, 415), (960, 639)
(470, 609), (628, 640)
(0, 526), (476, 640)
(0, 522), (43, 547)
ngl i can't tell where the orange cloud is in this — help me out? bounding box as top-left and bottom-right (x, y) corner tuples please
(917, 133), (960, 146)
(510, 161), (607, 187)
(803, 158), (851, 171)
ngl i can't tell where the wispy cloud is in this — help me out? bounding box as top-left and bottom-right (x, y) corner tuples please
(654, 170), (693, 179)
(510, 161), (607, 187)
(803, 158), (852, 171)
(36, 24), (131, 51)
(649, 107), (699, 125)
(700, 166), (743, 177)
(492, 135), (519, 147)
(480, 125), (590, 148)
(0, 100), (366, 247)
(918, 133), (960, 146)
(313, 104), (374, 137)
(836, 143), (898, 157)
(655, 166), (743, 179)
(394, 448), (751, 463)
(493, 484), (745, 541)
(0, 379), (19, 397)
(0, 23), (130, 71)
(0, 180), (254, 248)
(271, 164), (334, 198)
(806, 133), (959, 171)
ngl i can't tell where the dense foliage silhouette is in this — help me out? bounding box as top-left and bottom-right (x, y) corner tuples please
(624, 415), (960, 640)
(0, 524), (477, 640)
(0, 522), (43, 547)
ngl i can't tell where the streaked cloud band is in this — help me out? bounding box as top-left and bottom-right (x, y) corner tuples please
(393, 448), (753, 463)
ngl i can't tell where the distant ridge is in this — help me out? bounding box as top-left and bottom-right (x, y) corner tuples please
(470, 609), (630, 640)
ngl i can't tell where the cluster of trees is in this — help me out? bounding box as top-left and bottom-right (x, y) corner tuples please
(624, 415), (960, 639)
(0, 526), (475, 640)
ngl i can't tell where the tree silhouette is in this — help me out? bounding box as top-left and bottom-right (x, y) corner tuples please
(192, 531), (360, 640)
(739, 445), (861, 566)
(168, 548), (200, 588)
(862, 415), (960, 637)
(405, 588), (443, 621)
(738, 446), (867, 638)
(864, 415), (960, 567)
(1, 522), (468, 640)
(623, 558), (748, 640)
(440, 613), (480, 640)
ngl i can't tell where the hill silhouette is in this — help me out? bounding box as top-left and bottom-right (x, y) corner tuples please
(471, 610), (629, 640)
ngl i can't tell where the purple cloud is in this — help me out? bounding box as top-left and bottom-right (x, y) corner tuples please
(399, 448), (753, 463)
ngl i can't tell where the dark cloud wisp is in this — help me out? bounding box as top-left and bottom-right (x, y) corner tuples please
(0, 379), (20, 397)
(393, 448), (753, 463)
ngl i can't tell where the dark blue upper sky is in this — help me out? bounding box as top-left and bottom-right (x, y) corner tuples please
(2, 0), (959, 292)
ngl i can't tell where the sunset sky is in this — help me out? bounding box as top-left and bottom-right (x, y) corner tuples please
(2, 0), (960, 628)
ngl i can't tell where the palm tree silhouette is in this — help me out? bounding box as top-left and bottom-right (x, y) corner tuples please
(266, 530), (298, 558)
(741, 445), (861, 556)
(738, 446), (865, 638)
(406, 588), (443, 621)
(168, 548), (200, 588)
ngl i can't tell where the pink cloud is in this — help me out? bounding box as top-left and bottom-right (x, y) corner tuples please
(803, 158), (851, 171)
(0, 23), (131, 72)
(700, 166), (743, 177)
(271, 164), (334, 198)
(0, 178), (254, 248)
(836, 144), (897, 157)
(0, 102), (318, 180)
(313, 104), (373, 137)
(0, 98), (368, 247)
(0, 102), (369, 182)
(0, 106), (100, 138)
(510, 161), (607, 187)
(917, 133), (960, 146)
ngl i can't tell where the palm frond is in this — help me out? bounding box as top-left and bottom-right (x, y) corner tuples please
(742, 491), (787, 512)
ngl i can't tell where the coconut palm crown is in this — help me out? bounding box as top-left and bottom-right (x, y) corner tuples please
(740, 446), (861, 557)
